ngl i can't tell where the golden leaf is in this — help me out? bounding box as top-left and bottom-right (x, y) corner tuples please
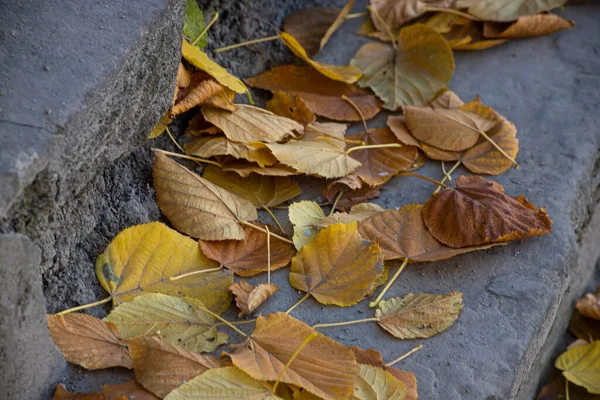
(221, 160), (298, 177)
(375, 292), (463, 339)
(352, 364), (406, 400)
(318, 203), (385, 228)
(230, 281), (280, 317)
(105, 293), (227, 353)
(462, 118), (519, 175)
(128, 335), (225, 398)
(484, 13), (574, 39)
(153, 152), (258, 240)
(246, 65), (381, 121)
(227, 313), (359, 400)
(289, 201), (327, 250)
(164, 366), (283, 400)
(47, 313), (132, 370)
(95, 221), (233, 311)
(576, 289), (600, 321)
(148, 112), (172, 139)
(52, 384), (117, 400)
(464, 0), (567, 22)
(281, 32), (362, 84)
(555, 340), (600, 394)
(289, 222), (384, 306)
(369, 0), (454, 32)
(423, 176), (552, 248)
(347, 128), (419, 186)
(199, 223), (295, 277)
(171, 79), (224, 116)
(203, 165), (301, 208)
(185, 135), (277, 167)
(267, 91), (317, 126)
(351, 24), (454, 110)
(181, 40), (247, 94)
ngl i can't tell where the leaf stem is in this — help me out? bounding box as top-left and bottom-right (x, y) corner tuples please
(313, 317), (379, 329)
(345, 11), (368, 19)
(262, 206), (284, 233)
(197, 305), (248, 337)
(421, 6), (479, 21)
(214, 35), (281, 53)
(341, 95), (368, 133)
(285, 293), (310, 314)
(397, 172), (450, 189)
(165, 127), (186, 154)
(273, 202), (331, 210)
(566, 379), (570, 400)
(385, 344), (423, 367)
(434, 159), (461, 195)
(272, 332), (318, 393)
(152, 148), (222, 167)
(169, 265), (224, 281)
(56, 297), (113, 315)
(478, 130), (519, 168)
(239, 220), (293, 245)
(367, 5), (397, 49)
(369, 258), (409, 308)
(266, 225), (272, 285)
(192, 12), (219, 46)
(346, 143), (403, 155)
(214, 319), (257, 327)
(330, 191), (344, 215)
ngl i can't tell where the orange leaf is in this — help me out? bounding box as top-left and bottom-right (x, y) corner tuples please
(267, 91), (317, 126)
(171, 78), (224, 117)
(462, 118), (519, 175)
(53, 384), (117, 400)
(184, 135), (278, 167)
(230, 281), (280, 317)
(101, 381), (158, 400)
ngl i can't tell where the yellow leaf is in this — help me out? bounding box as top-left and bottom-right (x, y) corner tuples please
(148, 112), (172, 139)
(129, 335), (225, 398)
(95, 221), (233, 312)
(202, 105), (303, 143)
(464, 0), (567, 22)
(185, 135), (278, 167)
(153, 151), (258, 240)
(203, 165), (301, 208)
(105, 293), (228, 353)
(230, 281), (280, 317)
(555, 340), (600, 394)
(352, 364), (406, 400)
(289, 222), (384, 306)
(281, 32), (362, 84)
(164, 366), (283, 400)
(181, 40), (247, 94)
(47, 313), (132, 370)
(289, 201), (327, 250)
(318, 203), (385, 228)
(375, 292), (463, 339)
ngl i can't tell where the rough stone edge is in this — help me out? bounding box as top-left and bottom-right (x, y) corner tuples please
(513, 153), (600, 400)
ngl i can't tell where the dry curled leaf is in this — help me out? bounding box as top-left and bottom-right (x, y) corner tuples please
(95, 221), (233, 312)
(246, 65), (381, 121)
(202, 106), (303, 143)
(423, 175), (552, 248)
(555, 340), (600, 394)
(462, 0), (567, 22)
(128, 335), (225, 398)
(47, 313), (132, 370)
(576, 289), (600, 321)
(376, 291), (463, 339)
(289, 201), (327, 250)
(171, 78), (224, 116)
(185, 135), (278, 167)
(267, 91), (317, 126)
(153, 151), (258, 241)
(352, 364), (406, 400)
(358, 204), (497, 261)
(227, 312), (359, 400)
(483, 13), (574, 39)
(105, 293), (227, 353)
(369, 0), (455, 32)
(351, 24), (454, 110)
(230, 281), (280, 317)
(203, 165), (301, 208)
(289, 222), (384, 306)
(323, 176), (382, 212)
(148, 112), (173, 139)
(199, 223), (295, 277)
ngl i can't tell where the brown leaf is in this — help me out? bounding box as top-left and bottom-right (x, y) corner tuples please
(199, 223), (295, 277)
(267, 91), (317, 126)
(422, 142), (461, 161)
(358, 204), (497, 261)
(227, 312), (360, 400)
(576, 288), (600, 321)
(302, 121), (348, 142)
(53, 384), (116, 400)
(465, 0), (567, 22)
(47, 313), (132, 370)
(462, 118), (519, 175)
(172, 78), (224, 116)
(245, 65), (381, 121)
(153, 151), (258, 240)
(428, 88), (464, 109)
(369, 0), (454, 32)
(424, 13), (508, 51)
(423, 175), (552, 248)
(230, 281), (280, 317)
(102, 381), (159, 400)
(220, 160), (298, 177)
(184, 135), (278, 167)
(323, 177), (382, 212)
(128, 335), (224, 398)
(347, 128), (419, 186)
(569, 311), (600, 343)
(484, 13), (574, 39)
(537, 375), (600, 400)
(318, 203), (384, 228)
(289, 222), (384, 306)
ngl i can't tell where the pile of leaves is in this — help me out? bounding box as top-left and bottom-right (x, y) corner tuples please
(48, 0), (580, 399)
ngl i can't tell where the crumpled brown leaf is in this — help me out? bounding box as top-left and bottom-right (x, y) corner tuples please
(483, 13), (574, 39)
(267, 91), (317, 126)
(576, 288), (600, 321)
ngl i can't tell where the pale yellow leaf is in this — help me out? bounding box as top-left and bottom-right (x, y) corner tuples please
(352, 364), (406, 400)
(289, 201), (327, 250)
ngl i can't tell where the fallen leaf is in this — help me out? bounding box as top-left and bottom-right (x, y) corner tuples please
(318, 203), (385, 227)
(376, 291), (463, 339)
(422, 175), (552, 248)
(424, 12), (508, 51)
(184, 0), (206, 47)
(148, 113), (173, 139)
(172, 78), (224, 116)
(47, 313), (132, 370)
(221, 160), (298, 177)
(569, 311), (600, 343)
(105, 293), (227, 353)
(227, 313), (359, 400)
(281, 32), (362, 84)
(289, 201), (327, 250)
(351, 24), (454, 110)
(428, 88), (464, 109)
(101, 380), (158, 400)
(153, 151), (258, 240)
(283, 7), (341, 57)
(323, 177), (382, 212)
(203, 165), (301, 208)
(182, 40), (247, 94)
(302, 121), (348, 142)
(53, 384), (115, 400)
(462, 118), (519, 175)
(202, 106), (303, 143)
(537, 375), (600, 400)
(128, 335), (225, 398)
(359, 204), (497, 261)
(185, 135), (278, 167)
(370, 0), (454, 31)
(463, 0), (567, 22)
(199, 223), (295, 276)
(267, 91), (317, 126)
(230, 281), (280, 317)
(555, 340), (600, 394)
(387, 116), (421, 148)
(96, 221), (233, 313)
(484, 13), (574, 39)
(289, 222), (384, 306)
(347, 128), (418, 186)
(421, 142), (462, 161)
(352, 364), (406, 400)
(245, 65), (381, 122)
(203, 88), (237, 111)
(576, 289), (600, 321)
(164, 366), (283, 400)
(368, 264), (390, 297)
